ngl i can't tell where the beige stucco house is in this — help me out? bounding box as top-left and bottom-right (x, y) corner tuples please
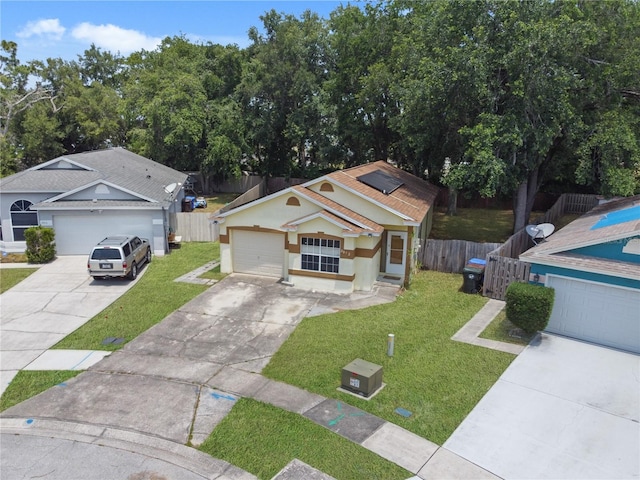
(214, 161), (440, 292)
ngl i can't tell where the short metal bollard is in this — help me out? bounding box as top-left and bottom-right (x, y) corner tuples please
(387, 333), (395, 356)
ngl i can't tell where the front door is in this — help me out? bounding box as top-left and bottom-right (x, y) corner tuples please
(385, 231), (407, 276)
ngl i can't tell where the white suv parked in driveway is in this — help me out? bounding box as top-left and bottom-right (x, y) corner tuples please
(87, 235), (151, 280)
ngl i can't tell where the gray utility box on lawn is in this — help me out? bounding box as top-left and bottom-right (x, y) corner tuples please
(341, 358), (383, 397)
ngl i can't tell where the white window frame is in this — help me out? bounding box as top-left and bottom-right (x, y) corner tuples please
(300, 237), (341, 273)
(10, 200), (38, 241)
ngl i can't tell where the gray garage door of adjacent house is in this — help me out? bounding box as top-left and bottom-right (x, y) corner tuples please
(232, 230), (284, 278)
(53, 213), (154, 255)
(546, 275), (640, 354)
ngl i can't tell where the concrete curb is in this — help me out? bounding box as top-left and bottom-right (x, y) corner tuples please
(0, 417), (257, 480)
(0, 262), (43, 269)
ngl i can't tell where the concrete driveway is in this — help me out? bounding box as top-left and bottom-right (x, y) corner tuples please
(0, 256), (144, 395)
(1, 274), (399, 446)
(445, 334), (640, 479)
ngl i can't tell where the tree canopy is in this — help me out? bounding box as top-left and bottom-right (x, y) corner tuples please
(2, 0), (638, 232)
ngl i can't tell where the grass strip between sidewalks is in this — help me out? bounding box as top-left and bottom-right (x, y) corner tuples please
(1, 371), (82, 412)
(480, 309), (535, 345)
(199, 398), (410, 480)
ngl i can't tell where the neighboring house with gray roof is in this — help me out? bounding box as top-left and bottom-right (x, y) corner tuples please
(0, 148), (188, 256)
(520, 195), (640, 354)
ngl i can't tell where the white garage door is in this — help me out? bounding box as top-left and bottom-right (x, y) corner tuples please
(546, 275), (640, 353)
(232, 230), (284, 278)
(53, 213), (154, 255)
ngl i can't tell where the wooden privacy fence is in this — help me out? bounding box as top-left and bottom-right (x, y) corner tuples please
(532, 192), (599, 224)
(421, 239), (501, 273)
(170, 179), (267, 242)
(482, 255), (531, 300)
(422, 193), (599, 300)
(482, 193), (599, 300)
(219, 179), (267, 214)
(170, 213), (219, 242)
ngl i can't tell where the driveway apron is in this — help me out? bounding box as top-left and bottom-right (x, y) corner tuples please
(1, 275), (340, 445)
(444, 334), (640, 479)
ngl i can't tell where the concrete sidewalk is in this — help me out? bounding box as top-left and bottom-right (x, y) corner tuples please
(452, 298), (526, 355)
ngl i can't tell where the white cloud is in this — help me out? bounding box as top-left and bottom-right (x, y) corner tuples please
(17, 18), (66, 40)
(71, 22), (162, 55)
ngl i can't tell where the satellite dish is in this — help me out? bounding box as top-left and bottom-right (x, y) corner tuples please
(526, 223), (555, 245)
(164, 183), (177, 194)
(526, 225), (541, 238)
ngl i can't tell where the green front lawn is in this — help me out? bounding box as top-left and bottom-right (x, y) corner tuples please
(0, 268), (38, 293)
(2, 242), (515, 477)
(263, 270), (516, 445)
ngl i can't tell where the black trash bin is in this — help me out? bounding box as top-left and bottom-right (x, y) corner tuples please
(182, 198), (194, 212)
(462, 258), (486, 294)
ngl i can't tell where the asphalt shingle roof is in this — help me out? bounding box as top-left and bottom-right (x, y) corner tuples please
(218, 161), (439, 237)
(520, 195), (640, 280)
(292, 185), (385, 234)
(0, 148), (188, 209)
(322, 161), (440, 223)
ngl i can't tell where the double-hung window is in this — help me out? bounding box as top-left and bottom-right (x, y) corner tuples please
(301, 237), (340, 273)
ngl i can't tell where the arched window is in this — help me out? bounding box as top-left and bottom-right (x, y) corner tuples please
(10, 200), (38, 241)
(320, 182), (334, 192)
(286, 197), (300, 206)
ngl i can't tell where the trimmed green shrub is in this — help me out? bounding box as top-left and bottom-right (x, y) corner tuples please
(505, 281), (555, 333)
(24, 226), (56, 264)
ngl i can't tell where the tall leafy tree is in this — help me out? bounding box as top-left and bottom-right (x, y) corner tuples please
(327, 3), (402, 166)
(390, 0), (491, 212)
(123, 36), (208, 170)
(199, 43), (248, 189)
(429, 0), (638, 231)
(0, 41), (62, 173)
(239, 10), (331, 178)
(573, 0), (640, 197)
(78, 44), (126, 90)
(31, 54), (124, 155)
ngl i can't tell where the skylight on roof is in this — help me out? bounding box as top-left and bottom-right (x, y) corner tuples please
(591, 204), (640, 230)
(357, 171), (403, 195)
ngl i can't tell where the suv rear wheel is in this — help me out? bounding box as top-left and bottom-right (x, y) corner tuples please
(145, 248), (152, 264)
(128, 262), (138, 280)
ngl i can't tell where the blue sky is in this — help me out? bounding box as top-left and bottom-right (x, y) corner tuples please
(2, 1), (352, 64)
